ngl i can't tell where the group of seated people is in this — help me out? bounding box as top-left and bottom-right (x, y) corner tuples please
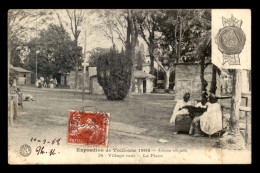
(170, 92), (222, 137)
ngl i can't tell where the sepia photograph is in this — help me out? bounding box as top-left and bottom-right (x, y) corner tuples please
(7, 9), (251, 164)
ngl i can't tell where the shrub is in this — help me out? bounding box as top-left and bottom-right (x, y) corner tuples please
(97, 48), (132, 100)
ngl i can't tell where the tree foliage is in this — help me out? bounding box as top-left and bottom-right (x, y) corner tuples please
(97, 48), (131, 100)
(24, 24), (82, 79)
(8, 10), (53, 69)
(88, 47), (110, 67)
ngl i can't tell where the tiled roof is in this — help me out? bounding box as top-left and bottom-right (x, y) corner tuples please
(9, 66), (31, 73)
(134, 70), (155, 79)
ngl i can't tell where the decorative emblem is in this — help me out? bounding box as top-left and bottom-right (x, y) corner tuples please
(215, 15), (246, 65)
(19, 144), (31, 157)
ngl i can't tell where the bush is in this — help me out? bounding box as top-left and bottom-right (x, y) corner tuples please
(97, 48), (132, 100)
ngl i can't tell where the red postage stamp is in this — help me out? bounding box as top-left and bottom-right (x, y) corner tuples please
(67, 111), (110, 147)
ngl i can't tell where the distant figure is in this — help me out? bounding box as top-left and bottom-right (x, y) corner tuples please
(12, 79), (17, 88)
(49, 79), (54, 88)
(44, 77), (49, 88)
(35, 79), (39, 88)
(170, 92), (191, 124)
(38, 80), (42, 88)
(24, 94), (36, 101)
(53, 78), (57, 88)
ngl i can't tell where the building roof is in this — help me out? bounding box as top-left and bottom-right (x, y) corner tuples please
(9, 66), (31, 73)
(134, 70), (155, 79)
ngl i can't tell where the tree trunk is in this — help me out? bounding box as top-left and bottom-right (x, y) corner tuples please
(210, 64), (217, 94)
(75, 66), (78, 89)
(8, 26), (11, 87)
(178, 16), (182, 63)
(219, 69), (245, 150)
(127, 10), (138, 94)
(200, 57), (206, 93)
(74, 39), (79, 89)
(149, 53), (155, 75)
(230, 69), (242, 132)
(174, 22), (178, 56)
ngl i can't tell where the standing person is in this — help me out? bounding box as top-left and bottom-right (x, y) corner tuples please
(53, 78), (57, 88)
(49, 78), (54, 88)
(170, 92), (191, 125)
(40, 77), (45, 87)
(45, 77), (49, 88)
(38, 80), (42, 88)
(12, 78), (17, 88)
(35, 79), (39, 88)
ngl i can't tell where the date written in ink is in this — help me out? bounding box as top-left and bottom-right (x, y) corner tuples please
(30, 137), (61, 146)
(36, 146), (60, 156)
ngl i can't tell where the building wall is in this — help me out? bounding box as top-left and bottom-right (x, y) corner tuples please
(142, 64), (150, 73)
(68, 70), (90, 89)
(134, 78), (154, 93)
(146, 78), (154, 93)
(134, 79), (143, 93)
(17, 72), (31, 85)
(90, 76), (104, 95)
(175, 64), (220, 100)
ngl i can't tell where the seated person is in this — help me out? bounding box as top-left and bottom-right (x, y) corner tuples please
(24, 94), (36, 101)
(182, 97), (208, 120)
(195, 97), (208, 108)
(189, 94), (222, 137)
(170, 92), (191, 125)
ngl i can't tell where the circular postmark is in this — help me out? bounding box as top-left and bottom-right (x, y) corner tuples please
(68, 111), (109, 146)
(19, 144), (31, 157)
(215, 26), (246, 55)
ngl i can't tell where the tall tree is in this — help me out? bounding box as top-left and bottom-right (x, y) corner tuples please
(94, 9), (138, 94)
(25, 24), (79, 81)
(152, 9), (199, 90)
(97, 48), (131, 100)
(54, 9), (87, 89)
(135, 43), (145, 71)
(182, 9), (212, 93)
(8, 10), (51, 82)
(125, 9), (139, 93)
(136, 10), (162, 75)
(219, 69), (245, 150)
(94, 10), (128, 50)
(88, 47), (110, 67)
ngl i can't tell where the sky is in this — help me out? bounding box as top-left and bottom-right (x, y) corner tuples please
(16, 9), (149, 60)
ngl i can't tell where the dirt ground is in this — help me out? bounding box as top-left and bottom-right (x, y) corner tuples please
(8, 85), (251, 164)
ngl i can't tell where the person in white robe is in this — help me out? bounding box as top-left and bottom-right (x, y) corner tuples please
(189, 94), (222, 136)
(170, 92), (191, 124)
(200, 95), (222, 135)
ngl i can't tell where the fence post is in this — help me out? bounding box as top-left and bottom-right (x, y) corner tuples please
(14, 95), (18, 118)
(9, 100), (14, 126)
(245, 111), (249, 145)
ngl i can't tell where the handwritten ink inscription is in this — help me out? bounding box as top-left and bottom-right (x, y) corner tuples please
(36, 146), (57, 156)
(30, 137), (61, 156)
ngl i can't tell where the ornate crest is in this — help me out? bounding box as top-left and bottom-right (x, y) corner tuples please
(215, 15), (246, 65)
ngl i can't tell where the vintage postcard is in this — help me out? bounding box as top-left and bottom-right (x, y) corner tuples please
(8, 9), (251, 164)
